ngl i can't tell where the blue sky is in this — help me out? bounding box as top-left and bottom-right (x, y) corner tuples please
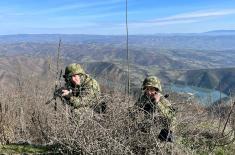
(1, 0), (235, 35)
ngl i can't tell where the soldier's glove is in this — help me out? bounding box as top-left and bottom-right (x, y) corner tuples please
(54, 87), (66, 97)
(158, 128), (174, 142)
(62, 89), (73, 100)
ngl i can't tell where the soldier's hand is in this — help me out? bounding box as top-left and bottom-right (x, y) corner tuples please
(61, 89), (72, 96)
(153, 92), (161, 103)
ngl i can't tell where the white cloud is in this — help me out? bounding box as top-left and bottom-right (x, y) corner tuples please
(0, 0), (126, 17)
(52, 11), (124, 21)
(130, 19), (199, 28)
(147, 9), (235, 23)
(31, 0), (125, 15)
(131, 9), (235, 25)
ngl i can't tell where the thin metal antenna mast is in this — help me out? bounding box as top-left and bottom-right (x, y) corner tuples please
(54, 38), (62, 111)
(126, 0), (130, 97)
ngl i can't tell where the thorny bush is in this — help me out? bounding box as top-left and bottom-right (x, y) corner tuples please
(0, 74), (235, 154)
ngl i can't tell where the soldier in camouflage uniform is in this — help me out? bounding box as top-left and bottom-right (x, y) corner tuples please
(135, 76), (175, 142)
(61, 63), (100, 121)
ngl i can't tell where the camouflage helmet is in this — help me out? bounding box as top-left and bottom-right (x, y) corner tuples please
(142, 76), (162, 91)
(64, 63), (85, 78)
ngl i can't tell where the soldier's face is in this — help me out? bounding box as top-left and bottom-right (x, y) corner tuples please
(71, 74), (81, 85)
(145, 86), (157, 97)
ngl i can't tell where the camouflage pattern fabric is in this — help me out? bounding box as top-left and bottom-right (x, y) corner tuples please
(142, 76), (162, 91)
(130, 76), (176, 152)
(137, 75), (175, 129)
(130, 92), (175, 153)
(135, 93), (175, 129)
(64, 63), (85, 79)
(62, 63), (100, 110)
(65, 74), (100, 109)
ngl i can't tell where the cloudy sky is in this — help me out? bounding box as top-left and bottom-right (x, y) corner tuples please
(1, 0), (235, 34)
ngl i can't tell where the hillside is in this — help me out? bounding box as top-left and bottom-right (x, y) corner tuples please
(1, 55), (235, 96)
(1, 46), (235, 154)
(1, 42), (235, 70)
(0, 56), (51, 90)
(176, 68), (235, 95)
(0, 56), (235, 154)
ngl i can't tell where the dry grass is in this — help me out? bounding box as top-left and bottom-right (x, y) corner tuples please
(0, 71), (235, 154)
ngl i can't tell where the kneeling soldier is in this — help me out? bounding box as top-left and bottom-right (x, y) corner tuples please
(135, 76), (175, 142)
(60, 63), (102, 122)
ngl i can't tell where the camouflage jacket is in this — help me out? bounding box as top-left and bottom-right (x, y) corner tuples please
(135, 93), (175, 128)
(64, 74), (100, 109)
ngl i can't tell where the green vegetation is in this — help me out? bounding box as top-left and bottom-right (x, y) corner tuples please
(0, 144), (52, 154)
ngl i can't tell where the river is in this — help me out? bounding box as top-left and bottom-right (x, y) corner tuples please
(165, 83), (228, 106)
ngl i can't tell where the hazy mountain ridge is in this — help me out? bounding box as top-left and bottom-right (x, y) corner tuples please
(1, 55), (235, 96)
(204, 30), (235, 35)
(1, 33), (235, 50)
(1, 34), (235, 96)
(1, 42), (235, 70)
(0, 56), (50, 89)
(176, 68), (235, 94)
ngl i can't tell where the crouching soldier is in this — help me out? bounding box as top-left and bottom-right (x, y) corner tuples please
(135, 76), (175, 142)
(61, 63), (101, 121)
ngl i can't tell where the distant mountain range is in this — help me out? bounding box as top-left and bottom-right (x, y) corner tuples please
(0, 32), (235, 96)
(1, 42), (235, 70)
(1, 31), (235, 50)
(204, 30), (235, 35)
(1, 55), (235, 95)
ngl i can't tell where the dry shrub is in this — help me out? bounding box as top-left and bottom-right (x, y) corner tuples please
(0, 73), (54, 144)
(0, 94), (15, 144)
(42, 92), (185, 154)
(171, 93), (235, 154)
(0, 73), (235, 154)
